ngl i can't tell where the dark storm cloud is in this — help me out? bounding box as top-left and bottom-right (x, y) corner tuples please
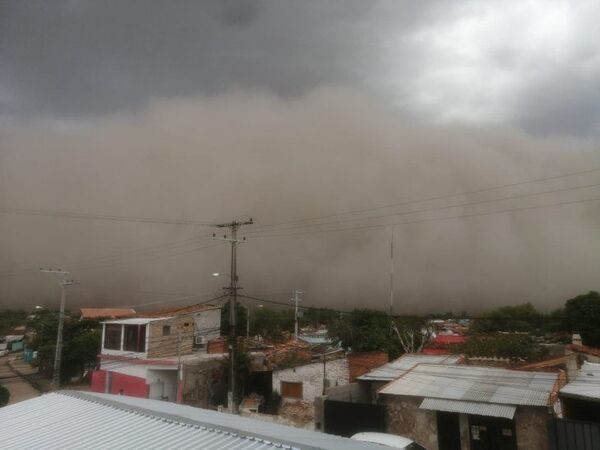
(0, 0), (381, 116)
(4, 1), (598, 136)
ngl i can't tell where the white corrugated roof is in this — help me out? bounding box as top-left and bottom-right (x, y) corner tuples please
(560, 361), (600, 401)
(379, 364), (558, 407)
(420, 398), (516, 419)
(0, 392), (382, 450)
(357, 354), (462, 381)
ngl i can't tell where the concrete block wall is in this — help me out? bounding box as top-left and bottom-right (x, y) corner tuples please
(272, 358), (349, 402)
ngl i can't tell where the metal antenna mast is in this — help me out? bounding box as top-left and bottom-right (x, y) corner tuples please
(292, 289), (304, 340)
(40, 268), (76, 389)
(389, 226), (395, 317)
(212, 218), (253, 413)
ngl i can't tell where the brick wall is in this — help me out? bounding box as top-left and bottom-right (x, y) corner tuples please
(207, 338), (227, 354)
(347, 351), (388, 382)
(147, 316), (195, 358)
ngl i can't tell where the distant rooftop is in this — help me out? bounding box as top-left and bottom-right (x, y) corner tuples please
(560, 361), (600, 401)
(0, 391), (381, 450)
(357, 353), (462, 381)
(80, 308), (136, 319)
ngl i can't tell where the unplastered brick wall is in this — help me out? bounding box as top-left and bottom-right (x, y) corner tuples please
(147, 316), (195, 358)
(273, 358), (349, 402)
(348, 351), (389, 382)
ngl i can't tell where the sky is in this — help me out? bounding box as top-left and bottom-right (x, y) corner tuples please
(0, 0), (599, 313)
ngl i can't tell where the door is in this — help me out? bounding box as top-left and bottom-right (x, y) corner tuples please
(469, 416), (517, 450)
(437, 412), (461, 450)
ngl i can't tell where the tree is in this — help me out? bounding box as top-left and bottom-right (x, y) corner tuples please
(220, 303), (248, 338)
(329, 309), (401, 357)
(29, 316), (101, 382)
(564, 291), (600, 347)
(0, 309), (27, 336)
(0, 384), (9, 407)
(392, 317), (433, 354)
(452, 334), (547, 362)
(248, 307), (293, 341)
(471, 303), (543, 333)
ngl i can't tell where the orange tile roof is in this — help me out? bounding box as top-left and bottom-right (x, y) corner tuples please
(80, 308), (136, 319)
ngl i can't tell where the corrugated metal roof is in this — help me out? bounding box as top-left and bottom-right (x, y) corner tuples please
(0, 392), (382, 450)
(357, 354), (462, 381)
(420, 398), (516, 419)
(379, 364), (557, 407)
(560, 361), (600, 401)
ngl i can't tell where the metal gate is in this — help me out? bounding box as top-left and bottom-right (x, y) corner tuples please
(549, 418), (600, 450)
(323, 400), (385, 437)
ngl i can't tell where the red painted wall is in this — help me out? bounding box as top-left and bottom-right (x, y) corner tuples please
(110, 371), (149, 398)
(89, 369), (149, 398)
(90, 369), (106, 393)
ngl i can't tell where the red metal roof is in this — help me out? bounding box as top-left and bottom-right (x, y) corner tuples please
(431, 335), (468, 345)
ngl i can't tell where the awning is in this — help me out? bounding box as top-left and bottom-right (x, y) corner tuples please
(420, 398), (516, 420)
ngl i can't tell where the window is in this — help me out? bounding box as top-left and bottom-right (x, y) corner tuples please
(104, 324), (122, 350)
(162, 325), (171, 336)
(280, 381), (303, 399)
(124, 324), (147, 353)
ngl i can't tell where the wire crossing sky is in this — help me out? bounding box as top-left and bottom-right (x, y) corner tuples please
(0, 1), (598, 313)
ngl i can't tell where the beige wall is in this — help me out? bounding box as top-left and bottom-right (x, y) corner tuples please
(384, 396), (438, 450)
(147, 316), (195, 358)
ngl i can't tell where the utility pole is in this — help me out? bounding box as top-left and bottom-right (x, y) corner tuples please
(246, 305), (250, 338)
(292, 289), (303, 340)
(389, 227), (395, 317)
(213, 218), (253, 414)
(40, 268), (75, 390)
(177, 330), (182, 403)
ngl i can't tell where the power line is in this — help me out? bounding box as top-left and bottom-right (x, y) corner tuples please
(0, 206), (216, 227)
(0, 235), (211, 278)
(0, 239), (223, 279)
(247, 182), (600, 235)
(249, 196), (600, 240)
(250, 167), (600, 231)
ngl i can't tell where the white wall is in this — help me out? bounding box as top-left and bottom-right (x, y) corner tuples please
(272, 358), (349, 402)
(147, 369), (178, 402)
